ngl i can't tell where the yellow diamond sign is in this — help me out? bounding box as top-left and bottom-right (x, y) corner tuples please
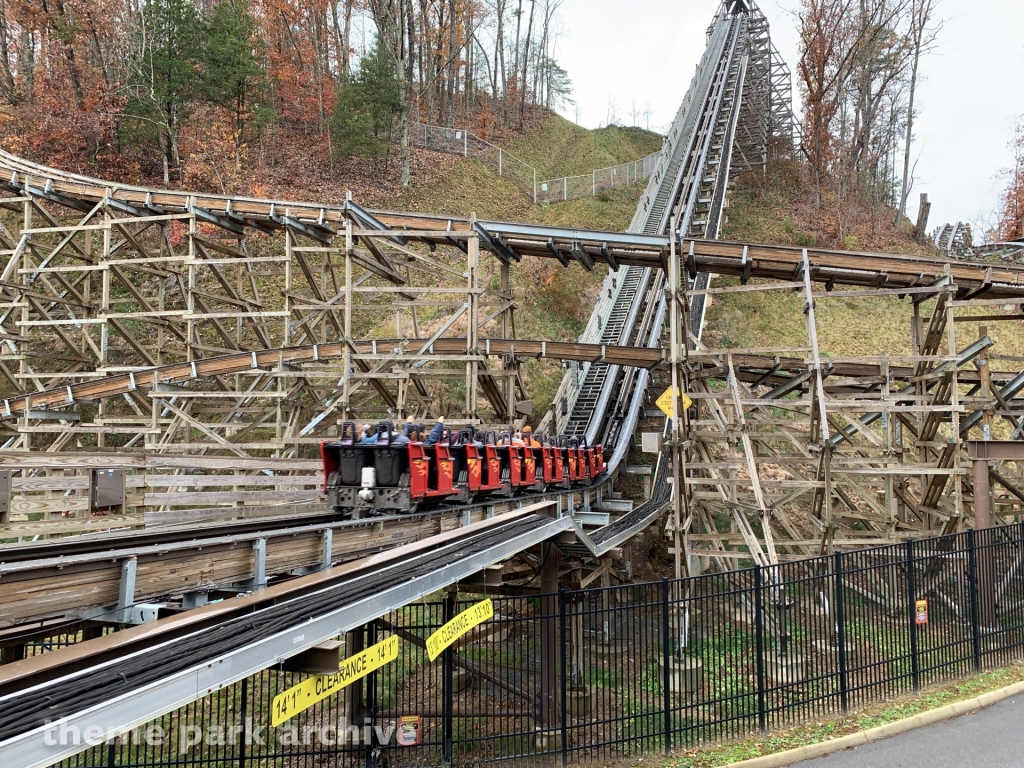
(655, 387), (692, 419)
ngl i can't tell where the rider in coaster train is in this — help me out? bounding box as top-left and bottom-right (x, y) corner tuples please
(358, 416), (446, 446)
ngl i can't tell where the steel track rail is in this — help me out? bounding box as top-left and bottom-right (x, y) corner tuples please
(555, 9), (746, 450)
(0, 510), (340, 563)
(0, 508), (576, 768)
(1, 468), (634, 629)
(0, 510), (561, 693)
(2, 474), (621, 570)
(567, 7), (746, 473)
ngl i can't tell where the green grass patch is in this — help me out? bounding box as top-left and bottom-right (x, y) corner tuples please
(712, 166), (1024, 366)
(502, 115), (662, 179)
(650, 661), (1024, 768)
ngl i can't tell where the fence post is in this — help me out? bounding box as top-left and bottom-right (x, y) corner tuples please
(499, 148), (503, 176)
(559, 588), (568, 768)
(366, 621), (379, 768)
(237, 677), (248, 768)
(661, 578), (672, 755)
(967, 529), (982, 673)
(533, 169), (537, 204)
(753, 566), (767, 734)
(592, 171), (596, 197)
(443, 595), (455, 766)
(906, 540), (921, 694)
(834, 552), (849, 714)
(464, 130), (468, 157)
(563, 177), (567, 203)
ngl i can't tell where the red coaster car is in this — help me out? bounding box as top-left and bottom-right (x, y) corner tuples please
(450, 429), (504, 499)
(408, 426), (456, 503)
(322, 421), (608, 517)
(542, 436), (571, 489)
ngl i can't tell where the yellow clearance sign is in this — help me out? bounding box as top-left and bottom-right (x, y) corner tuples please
(655, 387), (693, 419)
(426, 598), (494, 662)
(271, 635), (399, 726)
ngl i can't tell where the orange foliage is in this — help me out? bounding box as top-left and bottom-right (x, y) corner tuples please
(998, 120), (1024, 242)
(254, 0), (336, 128)
(181, 107), (248, 193)
(6, 0), (125, 163)
(167, 220), (187, 248)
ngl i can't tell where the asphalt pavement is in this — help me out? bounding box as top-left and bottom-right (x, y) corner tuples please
(790, 695), (1024, 767)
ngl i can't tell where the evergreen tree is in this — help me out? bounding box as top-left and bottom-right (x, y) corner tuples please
(122, 0), (203, 181)
(329, 36), (402, 163)
(201, 0), (273, 156)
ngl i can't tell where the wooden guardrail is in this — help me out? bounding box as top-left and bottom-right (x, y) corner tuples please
(0, 453), (323, 539)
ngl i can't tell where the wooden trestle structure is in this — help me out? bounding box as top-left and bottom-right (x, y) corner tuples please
(0, 149), (1022, 556)
(665, 242), (1024, 563)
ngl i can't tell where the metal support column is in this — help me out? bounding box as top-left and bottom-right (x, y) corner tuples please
(539, 542), (560, 746)
(117, 558), (137, 624)
(321, 529), (333, 571)
(442, 590), (455, 765)
(365, 620), (378, 768)
(967, 441), (1018, 631)
(252, 539), (267, 590)
(906, 540), (921, 694)
(344, 627), (366, 732)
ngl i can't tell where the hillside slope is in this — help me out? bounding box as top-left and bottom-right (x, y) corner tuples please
(702, 166), (1024, 360)
(379, 114), (663, 413)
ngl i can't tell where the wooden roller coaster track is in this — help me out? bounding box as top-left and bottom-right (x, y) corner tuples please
(0, 142), (1020, 554)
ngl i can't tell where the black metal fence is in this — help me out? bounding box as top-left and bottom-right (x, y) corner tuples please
(59, 524), (1024, 768)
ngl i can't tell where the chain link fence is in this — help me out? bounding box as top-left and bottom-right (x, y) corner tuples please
(535, 152), (660, 204)
(408, 121), (661, 205)
(408, 121), (537, 200)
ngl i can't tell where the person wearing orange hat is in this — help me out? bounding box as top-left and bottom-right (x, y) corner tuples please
(522, 425), (541, 448)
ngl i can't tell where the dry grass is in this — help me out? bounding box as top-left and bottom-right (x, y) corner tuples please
(710, 169), (1024, 368)
(375, 116), (661, 420)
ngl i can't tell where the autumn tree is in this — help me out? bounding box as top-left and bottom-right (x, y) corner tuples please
(797, 0), (939, 240)
(253, 0), (334, 130)
(998, 120), (1024, 241)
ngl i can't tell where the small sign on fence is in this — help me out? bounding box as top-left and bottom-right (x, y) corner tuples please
(426, 598), (494, 661)
(915, 599), (928, 625)
(271, 635), (400, 725)
(397, 715), (422, 746)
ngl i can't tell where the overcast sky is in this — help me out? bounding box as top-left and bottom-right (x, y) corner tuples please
(555, 0), (1024, 240)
